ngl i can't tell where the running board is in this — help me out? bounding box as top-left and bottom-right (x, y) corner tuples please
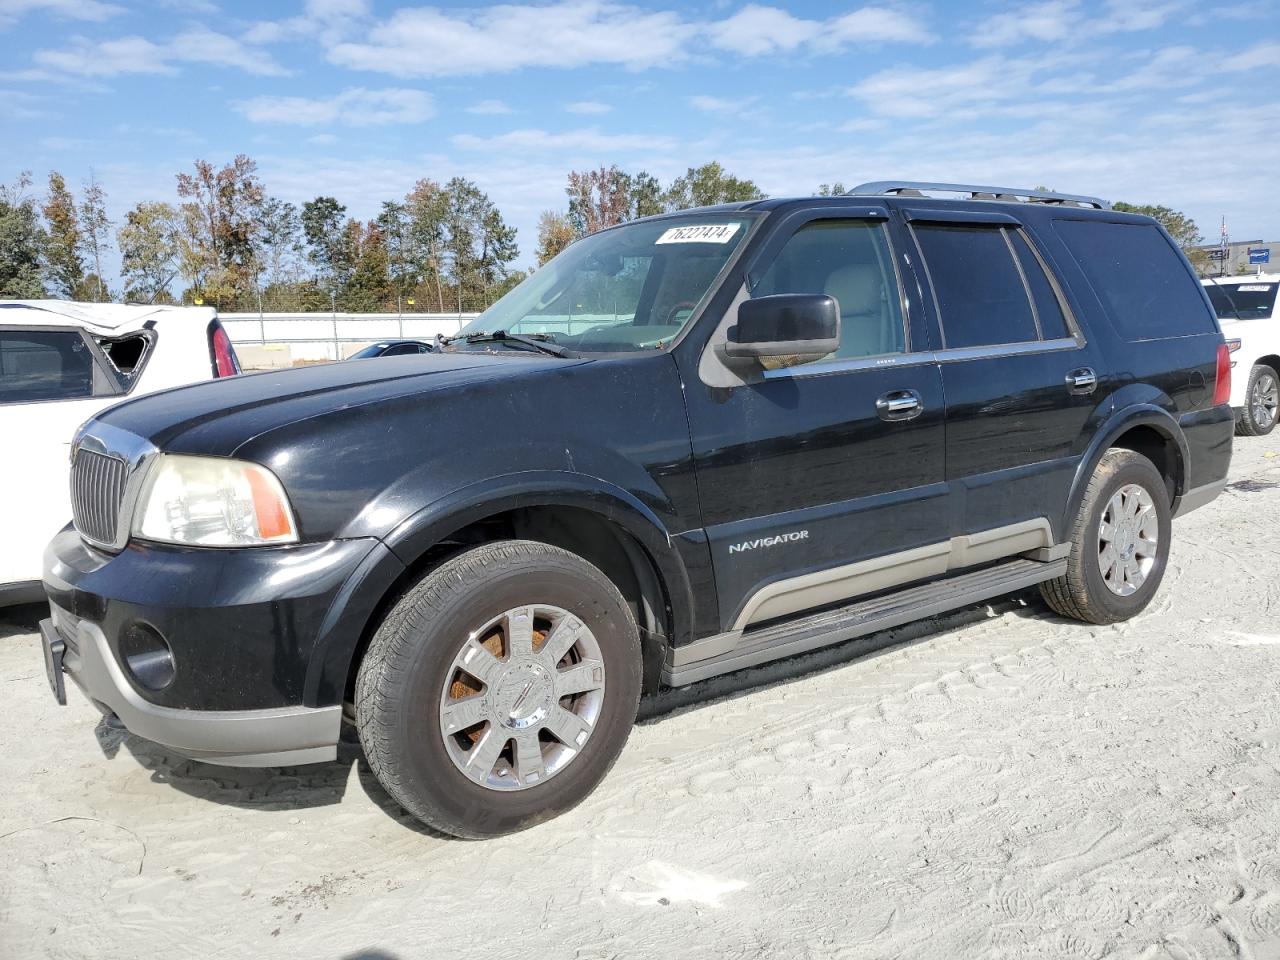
(662, 557), (1067, 686)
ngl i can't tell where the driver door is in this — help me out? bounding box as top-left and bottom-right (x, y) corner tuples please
(681, 210), (949, 632)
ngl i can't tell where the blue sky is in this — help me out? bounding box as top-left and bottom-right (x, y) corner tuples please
(2, 0), (1278, 282)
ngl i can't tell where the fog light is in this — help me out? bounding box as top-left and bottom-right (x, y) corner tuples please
(119, 622), (176, 691)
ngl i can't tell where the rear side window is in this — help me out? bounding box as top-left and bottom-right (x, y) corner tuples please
(0, 329), (95, 404)
(1055, 220), (1215, 340)
(913, 224), (1040, 348)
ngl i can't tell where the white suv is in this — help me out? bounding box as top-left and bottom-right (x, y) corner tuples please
(1203, 274), (1280, 435)
(0, 300), (240, 604)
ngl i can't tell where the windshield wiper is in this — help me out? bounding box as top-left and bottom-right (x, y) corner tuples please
(1207, 278), (1244, 321)
(444, 329), (569, 357)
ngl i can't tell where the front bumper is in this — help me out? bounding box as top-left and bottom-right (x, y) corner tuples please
(42, 610), (340, 766)
(42, 526), (399, 767)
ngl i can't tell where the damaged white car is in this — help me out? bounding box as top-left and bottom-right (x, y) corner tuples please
(0, 301), (241, 604)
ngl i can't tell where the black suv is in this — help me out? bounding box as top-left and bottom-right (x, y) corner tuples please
(40, 181), (1234, 838)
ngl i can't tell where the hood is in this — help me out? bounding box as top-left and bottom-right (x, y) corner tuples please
(90, 350), (585, 456)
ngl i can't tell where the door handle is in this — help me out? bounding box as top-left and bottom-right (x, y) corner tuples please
(876, 389), (923, 422)
(1066, 368), (1097, 395)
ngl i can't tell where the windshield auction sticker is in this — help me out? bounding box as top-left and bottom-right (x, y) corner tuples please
(656, 223), (741, 244)
(1238, 285), (1273, 292)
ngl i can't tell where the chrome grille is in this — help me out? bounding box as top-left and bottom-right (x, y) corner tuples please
(70, 448), (129, 545)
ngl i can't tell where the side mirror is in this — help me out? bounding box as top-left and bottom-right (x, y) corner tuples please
(725, 294), (840, 360)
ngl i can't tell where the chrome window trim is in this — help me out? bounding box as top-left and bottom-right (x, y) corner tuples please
(72, 422), (160, 553)
(762, 350), (935, 380)
(763, 337), (1082, 380)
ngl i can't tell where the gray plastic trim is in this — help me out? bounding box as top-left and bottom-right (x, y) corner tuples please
(51, 611), (340, 767)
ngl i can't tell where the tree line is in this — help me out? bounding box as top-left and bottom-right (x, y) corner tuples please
(0, 160), (1210, 312)
(0, 157), (527, 313)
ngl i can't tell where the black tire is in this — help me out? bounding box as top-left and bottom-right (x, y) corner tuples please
(1236, 364), (1279, 437)
(355, 540), (642, 839)
(1040, 449), (1172, 625)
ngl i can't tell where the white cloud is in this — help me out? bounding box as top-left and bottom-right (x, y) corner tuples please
(467, 99), (513, 114)
(329, 2), (695, 77)
(307, 133), (338, 144)
(451, 127), (679, 155)
(970, 0), (1186, 48)
(688, 94), (760, 117)
(234, 87), (434, 126)
(33, 29), (289, 77)
(707, 4), (932, 56)
(0, 0), (122, 29)
(325, 1), (930, 77)
(565, 100), (612, 114)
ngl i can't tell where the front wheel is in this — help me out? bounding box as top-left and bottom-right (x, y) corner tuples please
(1237, 363), (1279, 437)
(1041, 449), (1172, 624)
(356, 540), (642, 838)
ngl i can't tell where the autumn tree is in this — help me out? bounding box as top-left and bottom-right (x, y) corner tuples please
(535, 211), (576, 265)
(0, 172), (47, 299)
(78, 172), (111, 301)
(42, 171), (84, 299)
(567, 165), (632, 236)
(176, 155), (265, 306)
(117, 201), (182, 304)
(625, 170), (664, 219)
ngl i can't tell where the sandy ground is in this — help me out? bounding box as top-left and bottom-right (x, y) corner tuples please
(3, 437), (1280, 960)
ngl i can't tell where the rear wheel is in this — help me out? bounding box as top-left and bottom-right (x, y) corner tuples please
(1041, 449), (1172, 624)
(1237, 364), (1279, 437)
(356, 540), (642, 838)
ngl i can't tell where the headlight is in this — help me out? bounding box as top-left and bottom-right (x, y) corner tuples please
(133, 454), (299, 547)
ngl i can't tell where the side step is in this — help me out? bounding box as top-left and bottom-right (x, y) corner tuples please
(662, 557), (1066, 686)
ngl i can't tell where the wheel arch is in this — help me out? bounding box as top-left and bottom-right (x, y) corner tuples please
(1063, 405), (1188, 537)
(312, 473), (696, 706)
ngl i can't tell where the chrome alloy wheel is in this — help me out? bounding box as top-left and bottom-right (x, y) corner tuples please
(1251, 371), (1279, 430)
(1097, 483), (1159, 597)
(439, 604), (606, 792)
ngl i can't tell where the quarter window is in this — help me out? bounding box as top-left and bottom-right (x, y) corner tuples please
(0, 329), (95, 404)
(1009, 230), (1070, 340)
(913, 224), (1040, 349)
(1055, 220), (1215, 340)
(752, 219), (905, 360)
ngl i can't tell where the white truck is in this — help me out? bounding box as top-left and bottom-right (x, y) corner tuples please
(1203, 274), (1280, 436)
(0, 301), (240, 604)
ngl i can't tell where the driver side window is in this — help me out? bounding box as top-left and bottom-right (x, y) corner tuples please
(753, 219), (906, 361)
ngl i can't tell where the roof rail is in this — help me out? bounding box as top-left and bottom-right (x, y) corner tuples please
(848, 181), (1110, 210)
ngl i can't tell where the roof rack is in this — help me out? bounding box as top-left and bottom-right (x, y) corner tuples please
(847, 181), (1110, 210)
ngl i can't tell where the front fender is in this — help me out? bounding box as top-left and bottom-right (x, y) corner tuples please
(385, 470), (697, 642)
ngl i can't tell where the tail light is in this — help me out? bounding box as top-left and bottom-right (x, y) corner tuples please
(1213, 341), (1232, 406)
(209, 322), (241, 378)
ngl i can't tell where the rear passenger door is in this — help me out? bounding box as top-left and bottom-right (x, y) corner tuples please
(905, 210), (1103, 547)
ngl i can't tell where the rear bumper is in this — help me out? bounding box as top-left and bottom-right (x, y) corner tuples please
(1172, 404), (1235, 517)
(44, 609), (341, 766)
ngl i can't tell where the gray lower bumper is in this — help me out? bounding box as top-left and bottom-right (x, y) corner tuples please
(46, 610), (341, 767)
(1173, 479), (1228, 518)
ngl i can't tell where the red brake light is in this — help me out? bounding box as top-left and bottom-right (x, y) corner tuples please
(210, 324), (240, 378)
(1213, 341), (1231, 406)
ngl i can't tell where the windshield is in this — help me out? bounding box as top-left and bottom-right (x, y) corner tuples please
(350, 343), (391, 358)
(454, 214), (753, 353)
(1205, 281), (1278, 321)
